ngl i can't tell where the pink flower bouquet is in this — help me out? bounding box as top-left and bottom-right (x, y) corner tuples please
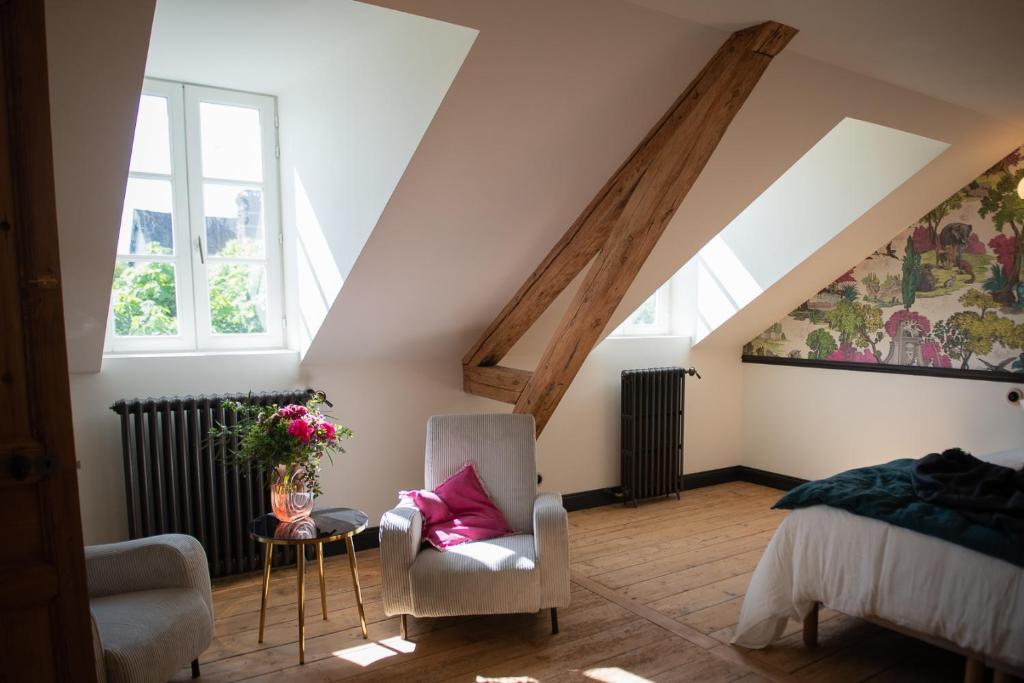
(211, 391), (352, 499)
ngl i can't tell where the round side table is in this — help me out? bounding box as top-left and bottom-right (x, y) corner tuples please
(250, 507), (369, 664)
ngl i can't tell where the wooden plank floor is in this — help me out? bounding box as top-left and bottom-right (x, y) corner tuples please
(173, 482), (964, 682)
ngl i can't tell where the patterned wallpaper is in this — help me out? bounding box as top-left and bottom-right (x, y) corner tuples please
(744, 146), (1024, 376)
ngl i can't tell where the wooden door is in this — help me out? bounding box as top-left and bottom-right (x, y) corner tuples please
(0, 0), (97, 679)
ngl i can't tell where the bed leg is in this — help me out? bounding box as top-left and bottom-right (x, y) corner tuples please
(802, 602), (819, 648)
(963, 657), (984, 683)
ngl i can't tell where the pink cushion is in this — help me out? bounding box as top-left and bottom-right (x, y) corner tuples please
(401, 463), (515, 550)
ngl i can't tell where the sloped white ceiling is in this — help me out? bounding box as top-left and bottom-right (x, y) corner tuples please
(47, 0), (157, 373)
(305, 0), (1024, 369)
(626, 0), (1024, 129)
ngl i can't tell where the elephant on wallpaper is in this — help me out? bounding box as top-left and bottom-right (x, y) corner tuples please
(939, 222), (972, 255)
(937, 222), (976, 282)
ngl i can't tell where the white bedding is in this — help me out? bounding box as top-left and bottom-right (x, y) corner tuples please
(732, 449), (1024, 669)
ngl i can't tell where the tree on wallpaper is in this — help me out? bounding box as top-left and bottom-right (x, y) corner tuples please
(744, 146), (1024, 377)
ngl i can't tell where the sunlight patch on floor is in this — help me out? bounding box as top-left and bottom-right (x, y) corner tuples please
(331, 636), (415, 666)
(583, 667), (655, 683)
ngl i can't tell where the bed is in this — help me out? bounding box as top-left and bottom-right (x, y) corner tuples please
(732, 448), (1024, 679)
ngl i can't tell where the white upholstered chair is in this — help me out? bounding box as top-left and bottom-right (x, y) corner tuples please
(86, 534), (213, 682)
(379, 413), (571, 636)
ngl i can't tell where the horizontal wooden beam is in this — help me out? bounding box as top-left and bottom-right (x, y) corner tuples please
(515, 21), (797, 434)
(462, 365), (533, 404)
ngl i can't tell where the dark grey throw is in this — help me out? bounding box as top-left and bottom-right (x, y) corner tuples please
(912, 447), (1024, 535)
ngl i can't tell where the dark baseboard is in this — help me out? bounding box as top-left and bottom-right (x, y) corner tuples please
(737, 466), (807, 491)
(683, 466), (742, 490)
(325, 465), (805, 557)
(560, 465), (804, 513)
(562, 487), (620, 511)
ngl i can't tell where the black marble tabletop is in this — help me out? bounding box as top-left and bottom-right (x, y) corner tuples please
(249, 507), (368, 545)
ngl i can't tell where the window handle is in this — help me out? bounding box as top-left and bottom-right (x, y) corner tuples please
(196, 236), (205, 264)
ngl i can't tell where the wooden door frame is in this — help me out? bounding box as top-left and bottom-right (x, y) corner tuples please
(1, 0), (96, 677)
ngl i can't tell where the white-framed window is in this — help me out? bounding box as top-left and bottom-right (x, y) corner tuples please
(107, 78), (283, 353)
(612, 284), (671, 336)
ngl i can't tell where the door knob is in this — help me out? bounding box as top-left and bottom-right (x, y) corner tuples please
(9, 453), (31, 481)
(7, 451), (55, 481)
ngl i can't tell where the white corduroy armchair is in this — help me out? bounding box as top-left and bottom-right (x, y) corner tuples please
(380, 413), (571, 637)
(86, 534), (213, 683)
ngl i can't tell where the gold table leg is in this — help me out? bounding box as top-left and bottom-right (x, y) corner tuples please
(317, 542), (328, 620)
(258, 543), (273, 643)
(296, 547), (306, 664)
(345, 536), (368, 639)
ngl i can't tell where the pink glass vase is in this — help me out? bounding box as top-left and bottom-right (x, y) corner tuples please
(270, 465), (314, 522)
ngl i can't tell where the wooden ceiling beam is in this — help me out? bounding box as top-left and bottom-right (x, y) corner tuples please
(510, 21), (797, 433)
(462, 365), (533, 404)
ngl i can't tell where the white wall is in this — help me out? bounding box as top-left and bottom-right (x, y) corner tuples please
(741, 363), (1024, 480)
(540, 340), (743, 489)
(299, 335), (743, 539)
(274, 14), (476, 351)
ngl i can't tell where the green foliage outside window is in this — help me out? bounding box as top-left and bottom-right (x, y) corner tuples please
(112, 238), (266, 337)
(112, 259), (178, 336)
(208, 238), (266, 334)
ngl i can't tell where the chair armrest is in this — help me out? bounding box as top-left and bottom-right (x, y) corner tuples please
(85, 534), (212, 617)
(534, 492), (570, 608)
(379, 500), (423, 616)
(90, 608), (107, 682)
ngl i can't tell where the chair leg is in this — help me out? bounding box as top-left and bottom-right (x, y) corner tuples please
(191, 659), (200, 678)
(550, 608), (559, 635)
(400, 614), (408, 640)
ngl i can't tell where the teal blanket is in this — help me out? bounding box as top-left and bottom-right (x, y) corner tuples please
(774, 459), (1024, 568)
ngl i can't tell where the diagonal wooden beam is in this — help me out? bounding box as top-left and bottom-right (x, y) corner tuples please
(463, 22), (796, 372)
(511, 21), (796, 433)
(462, 39), (726, 370)
(462, 365), (533, 405)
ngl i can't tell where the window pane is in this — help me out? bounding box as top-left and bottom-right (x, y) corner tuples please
(627, 293), (659, 326)
(199, 102), (263, 181)
(129, 95), (172, 175)
(112, 261), (179, 336)
(208, 263), (267, 334)
(118, 178), (174, 255)
(203, 185), (264, 257)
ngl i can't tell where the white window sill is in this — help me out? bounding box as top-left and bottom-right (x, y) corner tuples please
(607, 333), (691, 341)
(102, 348), (298, 361)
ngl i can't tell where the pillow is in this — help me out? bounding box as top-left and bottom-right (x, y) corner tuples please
(401, 463), (515, 550)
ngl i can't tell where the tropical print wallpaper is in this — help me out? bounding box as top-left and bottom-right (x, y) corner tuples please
(744, 146), (1024, 376)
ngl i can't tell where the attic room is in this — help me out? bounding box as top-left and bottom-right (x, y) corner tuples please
(3, 0), (1023, 681)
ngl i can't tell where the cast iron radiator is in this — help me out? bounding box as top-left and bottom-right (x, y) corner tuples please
(620, 367), (699, 506)
(111, 389), (313, 577)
